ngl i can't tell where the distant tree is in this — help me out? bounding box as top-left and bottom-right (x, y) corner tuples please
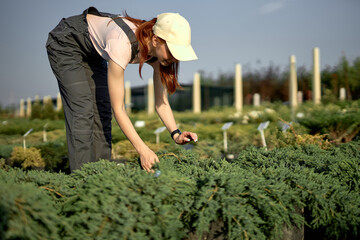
(1, 104), (17, 116)
(278, 69), (290, 102)
(0, 104), (6, 114)
(57, 106), (65, 120)
(31, 98), (42, 119)
(258, 63), (280, 102)
(192, 56), (359, 107)
(298, 66), (312, 101)
(217, 72), (234, 87)
(198, 70), (216, 86)
(338, 55), (352, 100)
(42, 98), (56, 120)
(349, 57), (360, 99)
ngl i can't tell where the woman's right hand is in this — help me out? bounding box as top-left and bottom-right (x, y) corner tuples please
(139, 148), (159, 172)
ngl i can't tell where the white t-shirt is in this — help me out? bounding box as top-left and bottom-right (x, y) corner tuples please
(86, 14), (137, 70)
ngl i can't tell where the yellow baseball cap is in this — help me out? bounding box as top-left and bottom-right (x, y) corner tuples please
(153, 13), (198, 61)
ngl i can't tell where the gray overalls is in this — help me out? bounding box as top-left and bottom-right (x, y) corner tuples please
(46, 7), (138, 172)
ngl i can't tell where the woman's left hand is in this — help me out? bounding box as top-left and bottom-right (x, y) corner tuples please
(174, 131), (198, 145)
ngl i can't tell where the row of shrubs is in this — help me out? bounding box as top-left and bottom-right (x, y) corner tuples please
(2, 100), (359, 139)
(1, 101), (359, 174)
(1, 140), (359, 239)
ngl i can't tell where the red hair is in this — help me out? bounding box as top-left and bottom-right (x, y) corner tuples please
(122, 13), (181, 94)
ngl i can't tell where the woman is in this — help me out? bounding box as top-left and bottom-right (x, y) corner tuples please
(46, 6), (198, 172)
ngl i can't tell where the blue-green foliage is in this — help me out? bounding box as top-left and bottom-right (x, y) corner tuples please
(0, 141), (359, 239)
(0, 118), (65, 135)
(297, 101), (360, 142)
(0, 181), (61, 240)
(36, 142), (69, 172)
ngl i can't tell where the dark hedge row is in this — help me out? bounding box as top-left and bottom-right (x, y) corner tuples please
(1, 140), (359, 239)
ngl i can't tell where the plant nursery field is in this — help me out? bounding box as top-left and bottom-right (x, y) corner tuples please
(0, 100), (360, 239)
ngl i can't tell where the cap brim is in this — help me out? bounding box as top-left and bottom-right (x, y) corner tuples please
(167, 42), (198, 61)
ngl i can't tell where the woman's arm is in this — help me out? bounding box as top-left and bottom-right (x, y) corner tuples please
(150, 61), (198, 144)
(108, 59), (159, 171)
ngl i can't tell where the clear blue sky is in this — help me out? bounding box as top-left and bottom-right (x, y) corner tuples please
(0, 0), (359, 107)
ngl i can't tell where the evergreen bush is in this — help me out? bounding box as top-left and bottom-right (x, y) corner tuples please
(0, 118), (64, 135)
(0, 140), (359, 239)
(36, 142), (69, 173)
(0, 144), (14, 159)
(30, 98), (42, 119)
(298, 102), (360, 143)
(42, 99), (56, 120)
(0, 181), (61, 240)
(10, 146), (45, 170)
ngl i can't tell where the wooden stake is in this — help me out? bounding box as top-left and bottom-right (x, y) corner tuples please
(193, 72), (201, 113)
(313, 47), (321, 104)
(234, 64), (243, 113)
(147, 78), (155, 115)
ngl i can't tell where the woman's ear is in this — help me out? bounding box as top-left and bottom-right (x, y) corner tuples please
(152, 35), (158, 48)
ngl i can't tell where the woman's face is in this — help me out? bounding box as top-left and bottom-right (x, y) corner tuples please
(152, 36), (178, 66)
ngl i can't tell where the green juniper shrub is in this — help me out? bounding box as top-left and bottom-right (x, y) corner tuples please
(0, 181), (62, 240)
(0, 118), (64, 135)
(61, 161), (195, 240)
(36, 142), (69, 173)
(30, 99), (42, 119)
(0, 144), (14, 160)
(0, 141), (359, 239)
(42, 99), (56, 120)
(297, 102), (360, 143)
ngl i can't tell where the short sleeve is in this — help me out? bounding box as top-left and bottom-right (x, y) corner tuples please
(105, 38), (132, 70)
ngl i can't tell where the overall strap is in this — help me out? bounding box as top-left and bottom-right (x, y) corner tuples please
(85, 6), (139, 62)
(111, 17), (139, 62)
